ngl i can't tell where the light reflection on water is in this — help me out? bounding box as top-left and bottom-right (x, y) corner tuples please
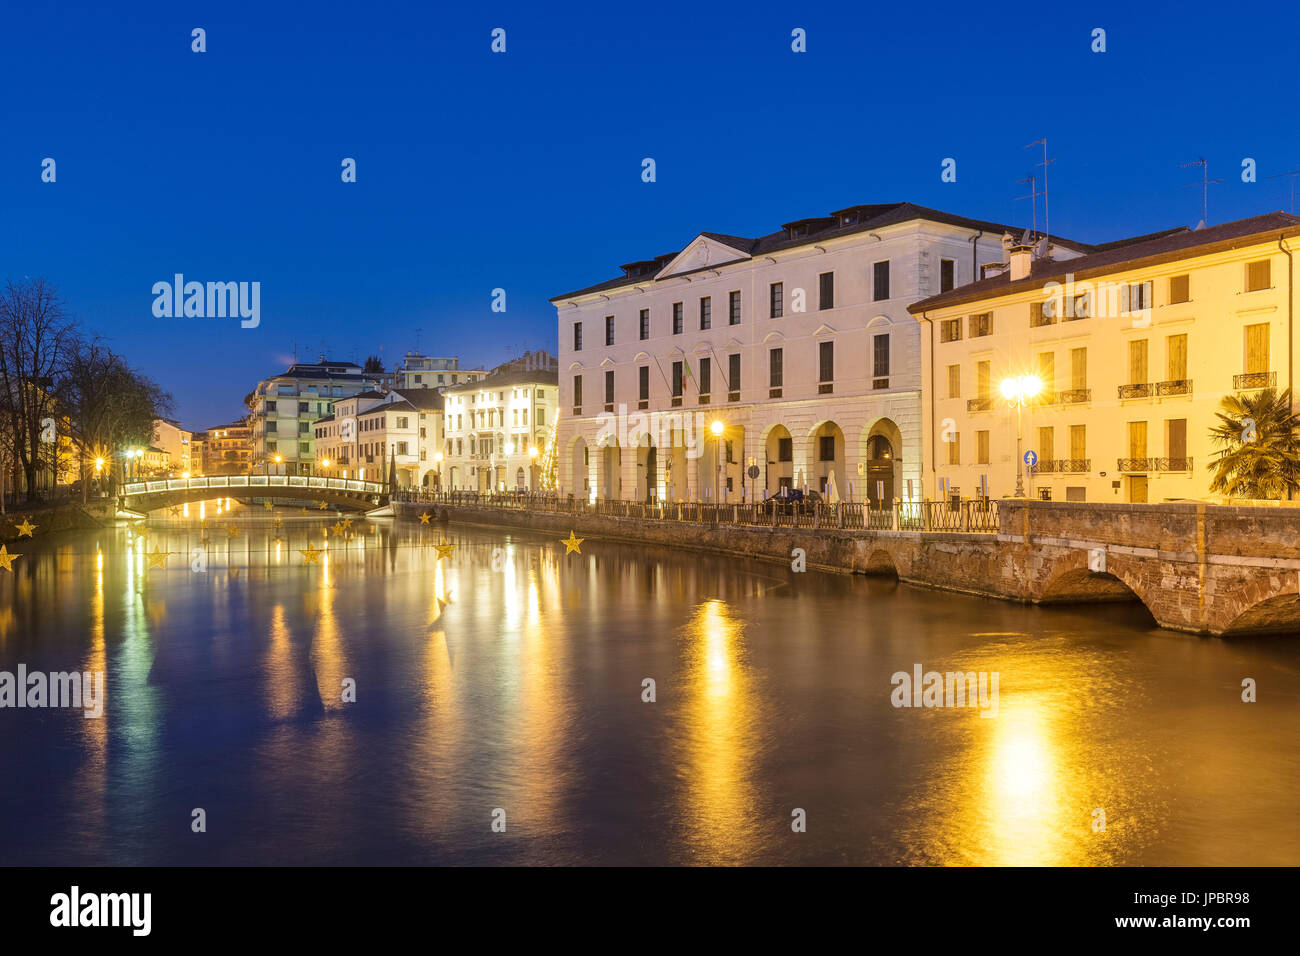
(0, 502), (1298, 865)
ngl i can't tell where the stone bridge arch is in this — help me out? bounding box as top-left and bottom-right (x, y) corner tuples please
(1035, 549), (1160, 621)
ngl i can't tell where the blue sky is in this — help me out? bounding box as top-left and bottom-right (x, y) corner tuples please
(3, 0), (1297, 427)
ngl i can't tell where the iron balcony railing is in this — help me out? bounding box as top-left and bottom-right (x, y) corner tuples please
(966, 397), (993, 412)
(1155, 379), (1192, 396)
(395, 490), (1002, 534)
(1154, 457), (1193, 472)
(1117, 457), (1154, 473)
(1118, 383), (1152, 399)
(1057, 388), (1091, 404)
(1234, 371), (1276, 390)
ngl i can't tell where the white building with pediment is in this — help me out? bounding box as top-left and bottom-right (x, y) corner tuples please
(551, 202), (1083, 504)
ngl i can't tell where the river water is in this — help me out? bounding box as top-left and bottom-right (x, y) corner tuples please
(1, 503), (1298, 865)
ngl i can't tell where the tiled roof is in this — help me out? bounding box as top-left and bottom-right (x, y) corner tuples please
(550, 201), (1092, 302)
(443, 367), (559, 393)
(909, 211), (1300, 313)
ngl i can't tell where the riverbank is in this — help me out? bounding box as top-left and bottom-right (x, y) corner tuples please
(1, 502), (110, 543)
(394, 497), (1300, 636)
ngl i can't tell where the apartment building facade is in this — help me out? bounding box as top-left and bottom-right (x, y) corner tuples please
(151, 419), (194, 475)
(248, 359), (385, 475)
(313, 388), (446, 488)
(197, 421), (253, 474)
(441, 365), (558, 492)
(395, 353), (487, 391)
(909, 211), (1300, 503)
(550, 203), (1060, 504)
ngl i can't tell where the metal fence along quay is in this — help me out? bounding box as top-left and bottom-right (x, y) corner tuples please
(395, 490), (1001, 534)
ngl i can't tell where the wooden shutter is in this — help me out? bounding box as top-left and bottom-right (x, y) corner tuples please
(1167, 334), (1188, 380)
(1129, 339), (1148, 384)
(1245, 323), (1270, 374)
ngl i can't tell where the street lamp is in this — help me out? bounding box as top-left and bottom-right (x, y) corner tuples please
(1000, 375), (1043, 498)
(710, 419), (725, 503)
(527, 445), (539, 492)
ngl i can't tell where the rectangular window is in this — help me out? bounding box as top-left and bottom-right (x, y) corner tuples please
(605, 315), (615, 346)
(976, 360), (990, 399)
(769, 348), (783, 387)
(729, 290), (741, 325)
(573, 375), (582, 409)
(638, 366), (649, 401)
(1167, 333), (1188, 380)
(819, 435), (836, 461)
(947, 364), (960, 399)
(672, 361), (683, 397)
(1069, 424), (1087, 461)
(537, 409), (545, 426)
(939, 318), (960, 343)
(728, 353), (741, 397)
(639, 308), (649, 340)
(976, 430), (989, 465)
(698, 357), (711, 396)
(948, 432), (960, 465)
(573, 322), (583, 351)
(1129, 339), (1148, 384)
(1247, 259), (1271, 292)
(1032, 300), (1056, 327)
(940, 258), (955, 292)
(819, 341), (834, 382)
(1245, 322), (1270, 373)
(604, 370), (614, 405)
(1128, 421), (1148, 459)
(672, 302), (683, 335)
(1038, 426), (1055, 464)
(968, 312), (992, 337)
(778, 437), (793, 461)
(1169, 274), (1190, 304)
(699, 296), (711, 330)
(298, 401), (308, 414)
(873, 261), (890, 301)
(1127, 281), (1152, 313)
(1070, 348), (1087, 389)
(819, 271), (834, 310)
(1038, 352), (1055, 395)
(769, 282), (783, 318)
(1167, 419), (1188, 460)
(872, 333), (890, 380)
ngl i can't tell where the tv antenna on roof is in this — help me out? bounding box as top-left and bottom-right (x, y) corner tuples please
(1179, 157), (1223, 225)
(1025, 138), (1055, 244)
(1014, 173), (1042, 236)
(414, 327), (422, 352)
(1266, 168), (1300, 213)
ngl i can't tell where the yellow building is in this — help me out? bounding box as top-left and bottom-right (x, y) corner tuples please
(909, 211), (1300, 503)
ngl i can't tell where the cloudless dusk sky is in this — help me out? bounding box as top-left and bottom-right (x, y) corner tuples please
(3, 1), (1298, 428)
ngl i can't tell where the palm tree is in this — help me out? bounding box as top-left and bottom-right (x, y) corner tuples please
(1208, 387), (1300, 499)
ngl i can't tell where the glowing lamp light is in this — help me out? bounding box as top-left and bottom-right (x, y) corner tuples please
(528, 446), (539, 459)
(433, 452), (444, 464)
(504, 442), (515, 455)
(710, 420), (725, 437)
(182, 471), (190, 479)
(1000, 375), (1043, 403)
(321, 459), (331, 468)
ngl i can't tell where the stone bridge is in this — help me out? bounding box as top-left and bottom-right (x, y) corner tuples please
(398, 497), (1300, 636)
(122, 474), (389, 513)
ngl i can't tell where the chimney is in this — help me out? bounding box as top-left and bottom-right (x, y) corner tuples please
(1008, 243), (1034, 281)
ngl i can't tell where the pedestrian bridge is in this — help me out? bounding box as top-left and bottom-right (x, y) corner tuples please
(122, 475), (389, 512)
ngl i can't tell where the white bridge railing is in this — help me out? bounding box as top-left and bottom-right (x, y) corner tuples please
(122, 475), (387, 497)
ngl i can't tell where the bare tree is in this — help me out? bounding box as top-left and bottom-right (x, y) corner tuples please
(0, 279), (79, 502)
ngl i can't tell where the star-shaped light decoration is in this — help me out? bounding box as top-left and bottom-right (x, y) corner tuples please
(433, 539), (456, 561)
(300, 507), (309, 516)
(318, 501), (329, 511)
(264, 500), (274, 512)
(0, 545), (19, 572)
(419, 511), (432, 525)
(145, 547), (171, 569)
(14, 518), (36, 538)
(226, 525), (240, 539)
(134, 523), (150, 537)
(560, 531), (584, 555)
(340, 518), (354, 531)
(228, 567), (240, 578)
(272, 517), (284, 530)
(330, 521), (345, 537)
(299, 544), (323, 564)
(168, 507), (182, 517)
